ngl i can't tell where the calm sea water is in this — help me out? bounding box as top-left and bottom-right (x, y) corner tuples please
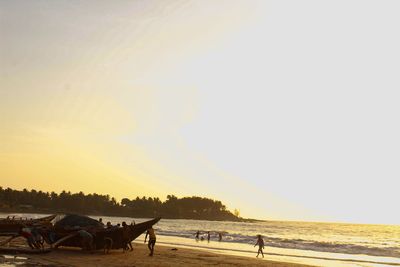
(2, 213), (399, 267)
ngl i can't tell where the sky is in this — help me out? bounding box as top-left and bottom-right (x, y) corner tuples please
(1, 0), (399, 225)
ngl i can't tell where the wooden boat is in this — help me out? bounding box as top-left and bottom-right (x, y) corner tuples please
(31, 214), (57, 224)
(0, 214), (56, 236)
(0, 214), (56, 224)
(42, 214), (161, 250)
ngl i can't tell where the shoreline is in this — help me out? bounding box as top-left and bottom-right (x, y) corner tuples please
(0, 235), (315, 267)
(2, 239), (399, 267)
(2, 236), (399, 267)
(1, 241), (313, 267)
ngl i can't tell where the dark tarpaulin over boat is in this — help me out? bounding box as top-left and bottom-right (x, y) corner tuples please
(54, 214), (103, 229)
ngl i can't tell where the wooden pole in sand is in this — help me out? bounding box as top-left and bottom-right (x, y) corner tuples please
(51, 232), (78, 249)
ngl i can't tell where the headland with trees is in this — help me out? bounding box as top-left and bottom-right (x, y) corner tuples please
(0, 187), (242, 221)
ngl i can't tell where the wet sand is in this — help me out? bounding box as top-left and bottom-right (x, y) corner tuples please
(1, 237), (313, 267)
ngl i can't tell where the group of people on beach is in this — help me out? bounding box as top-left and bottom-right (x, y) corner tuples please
(100, 219), (133, 251)
(15, 216), (264, 259)
(194, 229), (265, 258)
(194, 230), (223, 242)
(99, 218), (157, 256)
(16, 217), (156, 256)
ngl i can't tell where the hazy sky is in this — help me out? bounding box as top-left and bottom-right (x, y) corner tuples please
(1, 0), (399, 224)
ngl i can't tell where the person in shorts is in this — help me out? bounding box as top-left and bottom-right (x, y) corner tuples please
(144, 226), (156, 256)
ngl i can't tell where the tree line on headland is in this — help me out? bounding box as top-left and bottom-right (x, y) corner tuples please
(0, 187), (241, 221)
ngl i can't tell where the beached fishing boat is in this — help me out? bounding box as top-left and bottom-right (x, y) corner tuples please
(0, 214), (56, 224)
(43, 214), (161, 251)
(0, 214), (56, 236)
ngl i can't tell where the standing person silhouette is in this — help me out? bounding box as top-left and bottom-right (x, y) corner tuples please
(195, 231), (200, 239)
(254, 235), (265, 258)
(144, 226), (156, 256)
(122, 221), (133, 251)
(207, 231), (211, 242)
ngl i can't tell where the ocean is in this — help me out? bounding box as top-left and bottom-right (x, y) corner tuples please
(2, 213), (400, 267)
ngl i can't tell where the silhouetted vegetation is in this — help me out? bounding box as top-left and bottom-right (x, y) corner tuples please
(0, 187), (241, 221)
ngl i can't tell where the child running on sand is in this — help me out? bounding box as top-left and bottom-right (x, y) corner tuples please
(254, 234), (265, 258)
(144, 226), (156, 256)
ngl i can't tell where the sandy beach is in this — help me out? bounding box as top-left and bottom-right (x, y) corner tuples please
(0, 237), (313, 267)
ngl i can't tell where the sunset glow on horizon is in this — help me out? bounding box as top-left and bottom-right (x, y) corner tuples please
(1, 0), (400, 225)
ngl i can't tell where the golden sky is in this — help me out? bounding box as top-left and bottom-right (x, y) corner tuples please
(1, 0), (400, 224)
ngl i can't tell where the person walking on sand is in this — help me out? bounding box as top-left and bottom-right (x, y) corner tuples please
(254, 234), (265, 258)
(144, 226), (156, 256)
(122, 221), (133, 252)
(207, 231), (211, 242)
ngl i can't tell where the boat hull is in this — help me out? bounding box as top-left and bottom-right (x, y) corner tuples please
(0, 214), (56, 235)
(50, 217), (161, 250)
